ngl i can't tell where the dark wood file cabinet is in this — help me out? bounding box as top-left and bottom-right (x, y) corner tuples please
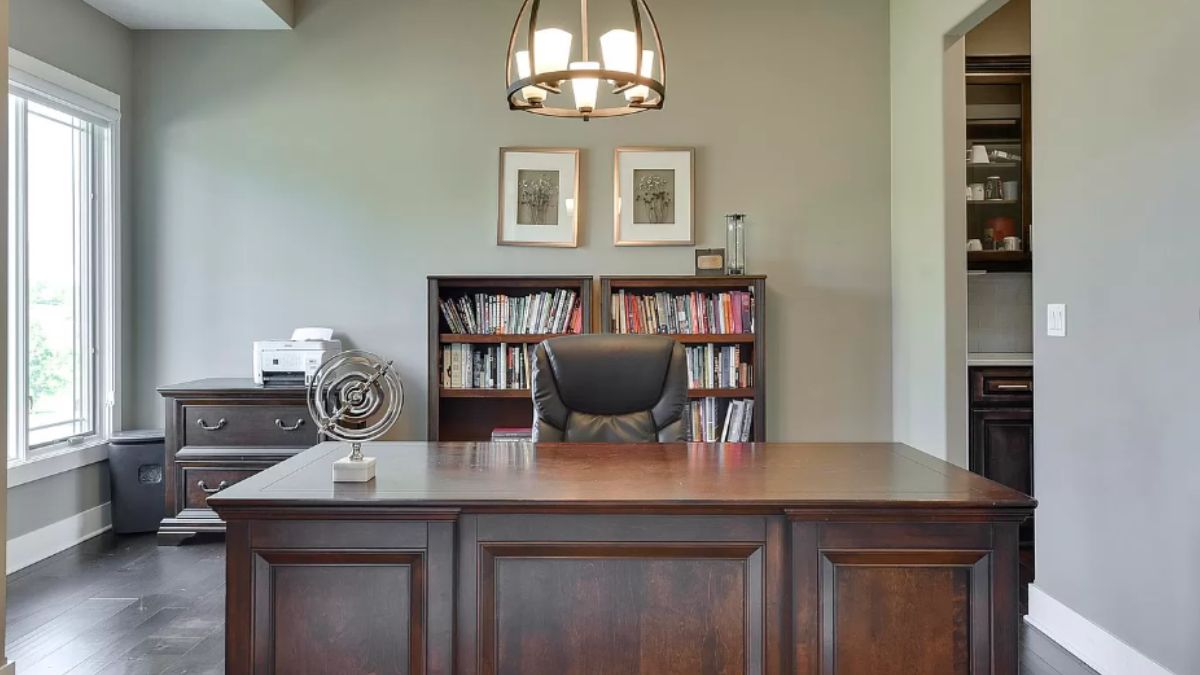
(157, 378), (318, 545)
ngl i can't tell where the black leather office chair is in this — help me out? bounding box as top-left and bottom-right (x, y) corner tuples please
(531, 334), (688, 442)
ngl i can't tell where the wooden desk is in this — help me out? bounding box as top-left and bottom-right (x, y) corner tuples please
(209, 442), (1034, 675)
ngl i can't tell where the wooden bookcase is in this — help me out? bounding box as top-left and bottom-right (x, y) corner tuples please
(599, 275), (768, 442)
(427, 276), (593, 441)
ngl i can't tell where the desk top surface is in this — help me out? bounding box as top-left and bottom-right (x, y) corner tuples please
(207, 442), (1034, 514)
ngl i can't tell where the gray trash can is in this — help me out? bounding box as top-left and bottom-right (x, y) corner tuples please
(108, 429), (166, 534)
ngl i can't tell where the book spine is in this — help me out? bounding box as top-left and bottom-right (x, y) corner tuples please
(618, 290), (626, 333)
(741, 399), (754, 441)
(499, 342), (507, 389)
(720, 399), (732, 441)
(744, 285), (753, 333)
(548, 290), (561, 334)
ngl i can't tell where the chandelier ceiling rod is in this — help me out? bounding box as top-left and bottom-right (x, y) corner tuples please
(580, 0), (589, 62)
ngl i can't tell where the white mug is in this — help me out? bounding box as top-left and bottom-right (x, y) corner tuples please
(969, 183), (985, 201)
(966, 239), (983, 251)
(1003, 181), (1019, 201)
(970, 145), (989, 164)
(1003, 236), (1022, 251)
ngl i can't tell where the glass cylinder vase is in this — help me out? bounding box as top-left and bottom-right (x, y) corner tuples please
(725, 213), (746, 275)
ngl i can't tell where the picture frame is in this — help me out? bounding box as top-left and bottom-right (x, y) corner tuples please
(613, 147), (694, 246)
(694, 248), (726, 276)
(498, 147), (580, 247)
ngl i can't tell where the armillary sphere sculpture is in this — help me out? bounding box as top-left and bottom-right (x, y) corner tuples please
(307, 350), (403, 482)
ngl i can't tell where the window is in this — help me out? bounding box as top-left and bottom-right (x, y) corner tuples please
(7, 51), (120, 466)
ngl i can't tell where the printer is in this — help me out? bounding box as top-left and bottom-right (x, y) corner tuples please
(253, 327), (343, 387)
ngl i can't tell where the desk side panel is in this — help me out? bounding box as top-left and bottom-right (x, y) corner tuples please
(791, 520), (1016, 675)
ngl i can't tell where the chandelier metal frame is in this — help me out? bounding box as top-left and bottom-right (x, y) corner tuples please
(505, 0), (667, 120)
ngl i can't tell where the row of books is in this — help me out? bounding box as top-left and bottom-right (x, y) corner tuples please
(685, 344), (753, 389)
(611, 289), (755, 335)
(440, 290), (582, 335)
(441, 343), (532, 390)
(687, 397), (754, 443)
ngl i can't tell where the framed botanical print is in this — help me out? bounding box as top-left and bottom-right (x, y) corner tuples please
(613, 147), (694, 246)
(497, 147), (580, 247)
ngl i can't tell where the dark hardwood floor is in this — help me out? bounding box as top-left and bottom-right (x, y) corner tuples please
(7, 533), (224, 674)
(7, 532), (1097, 674)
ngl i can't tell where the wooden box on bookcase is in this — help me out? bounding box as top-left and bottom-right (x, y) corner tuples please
(599, 275), (767, 442)
(428, 276), (593, 441)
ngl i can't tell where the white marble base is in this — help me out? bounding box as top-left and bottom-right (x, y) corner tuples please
(332, 455), (376, 482)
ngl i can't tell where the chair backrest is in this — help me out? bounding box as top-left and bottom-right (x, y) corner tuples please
(531, 334), (688, 442)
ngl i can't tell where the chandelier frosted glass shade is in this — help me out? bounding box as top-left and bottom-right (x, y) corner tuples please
(505, 0), (667, 121)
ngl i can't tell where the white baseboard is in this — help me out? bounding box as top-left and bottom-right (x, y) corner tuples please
(1026, 584), (1175, 675)
(6, 502), (112, 575)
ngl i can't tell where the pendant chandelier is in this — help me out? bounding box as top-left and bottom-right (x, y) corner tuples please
(505, 0), (667, 121)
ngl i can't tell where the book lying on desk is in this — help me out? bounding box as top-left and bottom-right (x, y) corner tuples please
(440, 289), (582, 335)
(611, 289), (755, 335)
(490, 427), (533, 442)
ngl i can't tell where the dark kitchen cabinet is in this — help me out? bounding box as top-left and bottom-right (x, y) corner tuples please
(969, 366), (1034, 604)
(969, 367), (1033, 544)
(970, 408), (1033, 514)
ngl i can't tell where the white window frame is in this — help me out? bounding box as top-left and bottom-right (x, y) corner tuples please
(7, 50), (121, 487)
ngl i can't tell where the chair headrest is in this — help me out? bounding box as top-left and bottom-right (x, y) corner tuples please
(540, 334), (677, 415)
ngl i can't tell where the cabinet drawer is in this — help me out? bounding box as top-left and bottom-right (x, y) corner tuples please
(182, 404), (316, 447)
(181, 467), (260, 509)
(970, 367), (1033, 405)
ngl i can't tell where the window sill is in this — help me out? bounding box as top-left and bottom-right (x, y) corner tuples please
(7, 440), (109, 488)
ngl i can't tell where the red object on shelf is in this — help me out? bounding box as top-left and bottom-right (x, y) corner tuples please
(987, 216), (1017, 241)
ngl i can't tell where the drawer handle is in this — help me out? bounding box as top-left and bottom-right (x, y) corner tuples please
(995, 383), (1031, 391)
(275, 418), (305, 431)
(197, 479), (229, 494)
(196, 417), (227, 431)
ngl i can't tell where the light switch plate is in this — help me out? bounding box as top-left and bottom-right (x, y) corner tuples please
(1047, 303), (1066, 337)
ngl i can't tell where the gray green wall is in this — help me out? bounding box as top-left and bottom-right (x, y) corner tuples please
(6, 463), (110, 540)
(130, 0), (895, 441)
(7, 0), (131, 541)
(1030, 0), (1200, 670)
(888, 0), (1001, 465)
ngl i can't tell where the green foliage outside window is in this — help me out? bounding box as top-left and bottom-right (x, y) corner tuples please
(28, 282), (70, 411)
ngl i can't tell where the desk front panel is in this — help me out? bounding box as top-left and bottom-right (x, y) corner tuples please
(224, 513), (1017, 675)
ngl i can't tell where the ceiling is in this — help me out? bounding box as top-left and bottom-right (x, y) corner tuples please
(82, 0), (294, 30)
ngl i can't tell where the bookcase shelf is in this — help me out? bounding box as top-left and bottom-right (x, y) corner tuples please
(664, 334), (756, 344)
(439, 333), (574, 344)
(688, 388), (755, 399)
(428, 276), (593, 441)
(600, 275), (768, 442)
(439, 388), (532, 399)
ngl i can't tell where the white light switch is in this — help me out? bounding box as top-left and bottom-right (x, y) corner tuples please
(1047, 303), (1066, 337)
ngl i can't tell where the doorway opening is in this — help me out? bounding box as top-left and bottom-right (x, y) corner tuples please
(960, 0), (1035, 612)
